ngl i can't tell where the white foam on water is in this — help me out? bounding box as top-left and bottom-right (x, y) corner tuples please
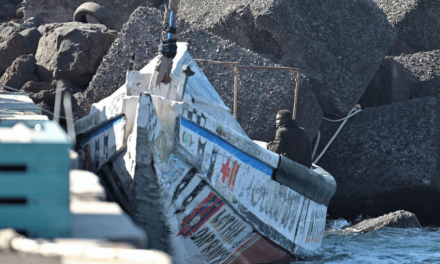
(326, 218), (351, 230)
(300, 226), (440, 264)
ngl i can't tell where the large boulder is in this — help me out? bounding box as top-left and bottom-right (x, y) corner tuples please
(316, 97), (440, 225)
(10, 0), (22, 5)
(181, 30), (322, 141)
(392, 50), (440, 99)
(20, 16), (38, 29)
(20, 80), (53, 104)
(76, 7), (164, 115)
(0, 0), (11, 9)
(0, 2), (16, 21)
(358, 56), (417, 108)
(23, 0), (163, 31)
(0, 54), (38, 89)
(35, 22), (117, 88)
(345, 210), (421, 233)
(0, 22), (41, 76)
(21, 79), (81, 119)
(78, 7), (323, 141)
(0, 22), (19, 39)
(179, 0), (397, 117)
(360, 50), (440, 109)
(373, 0), (440, 55)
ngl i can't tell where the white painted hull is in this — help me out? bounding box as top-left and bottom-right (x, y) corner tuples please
(75, 43), (336, 263)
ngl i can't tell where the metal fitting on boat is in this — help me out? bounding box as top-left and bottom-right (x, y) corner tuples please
(126, 53), (136, 96)
(176, 65), (195, 101)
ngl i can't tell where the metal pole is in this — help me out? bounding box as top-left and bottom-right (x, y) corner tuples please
(195, 59), (300, 72)
(233, 62), (239, 119)
(194, 59), (301, 120)
(53, 80), (63, 123)
(292, 69), (300, 120)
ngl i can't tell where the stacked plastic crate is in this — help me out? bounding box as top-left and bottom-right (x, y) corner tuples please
(0, 121), (71, 238)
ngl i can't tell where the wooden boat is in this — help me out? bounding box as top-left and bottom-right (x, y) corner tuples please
(74, 41), (336, 263)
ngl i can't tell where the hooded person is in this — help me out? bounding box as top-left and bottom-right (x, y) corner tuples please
(267, 110), (312, 168)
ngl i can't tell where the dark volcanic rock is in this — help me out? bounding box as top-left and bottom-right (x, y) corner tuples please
(0, 3), (16, 21)
(0, 24), (41, 76)
(183, 35), (322, 141)
(21, 80), (51, 94)
(21, 79), (80, 119)
(0, 54), (37, 89)
(0, 0), (11, 8)
(78, 7), (322, 141)
(346, 210), (421, 233)
(374, 0), (440, 55)
(21, 80), (54, 104)
(360, 50), (440, 108)
(15, 6), (23, 18)
(316, 98), (440, 225)
(295, 77), (323, 140)
(24, 0), (163, 31)
(10, 0), (22, 5)
(77, 7), (164, 117)
(392, 50), (440, 99)
(359, 56), (417, 108)
(0, 21), (19, 39)
(179, 0), (396, 117)
(35, 22), (117, 88)
(0, 0), (10, 22)
(21, 17), (38, 28)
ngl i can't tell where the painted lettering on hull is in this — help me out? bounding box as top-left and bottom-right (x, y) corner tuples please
(79, 116), (126, 172)
(177, 118), (329, 253)
(220, 159), (240, 191)
(174, 180), (265, 263)
(178, 192), (225, 238)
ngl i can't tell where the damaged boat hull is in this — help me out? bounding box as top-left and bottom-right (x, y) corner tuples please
(75, 43), (336, 263)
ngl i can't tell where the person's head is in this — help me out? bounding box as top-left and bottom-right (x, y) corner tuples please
(276, 110), (292, 128)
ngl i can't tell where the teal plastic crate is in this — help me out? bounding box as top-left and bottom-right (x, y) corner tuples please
(0, 121), (71, 238)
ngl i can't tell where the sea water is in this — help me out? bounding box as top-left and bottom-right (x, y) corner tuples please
(300, 219), (440, 264)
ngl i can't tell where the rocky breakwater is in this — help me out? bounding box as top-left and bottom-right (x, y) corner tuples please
(35, 22), (117, 88)
(312, 0), (440, 226)
(179, 0), (396, 117)
(359, 50), (440, 108)
(315, 98), (440, 225)
(2, 0), (440, 230)
(0, 16), (116, 120)
(373, 0), (440, 56)
(23, 0), (163, 31)
(77, 6), (323, 141)
(345, 210), (421, 233)
(0, 0), (23, 24)
(0, 18), (41, 76)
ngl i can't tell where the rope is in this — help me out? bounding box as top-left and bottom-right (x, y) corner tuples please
(0, 83), (28, 94)
(312, 105), (362, 164)
(311, 130), (321, 160)
(0, 108), (75, 121)
(0, 83), (74, 121)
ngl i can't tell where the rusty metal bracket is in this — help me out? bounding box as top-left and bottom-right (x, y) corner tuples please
(194, 59), (301, 120)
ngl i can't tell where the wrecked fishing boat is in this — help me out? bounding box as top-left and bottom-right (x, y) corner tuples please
(74, 44), (336, 263)
(74, 3), (336, 263)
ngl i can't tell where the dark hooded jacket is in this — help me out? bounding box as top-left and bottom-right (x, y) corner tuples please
(267, 119), (312, 168)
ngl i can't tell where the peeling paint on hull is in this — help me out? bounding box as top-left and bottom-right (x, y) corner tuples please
(75, 43), (336, 263)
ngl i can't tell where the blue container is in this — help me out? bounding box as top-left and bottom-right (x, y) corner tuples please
(0, 121), (71, 238)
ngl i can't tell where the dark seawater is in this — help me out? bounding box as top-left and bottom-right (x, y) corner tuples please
(301, 219), (440, 264)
